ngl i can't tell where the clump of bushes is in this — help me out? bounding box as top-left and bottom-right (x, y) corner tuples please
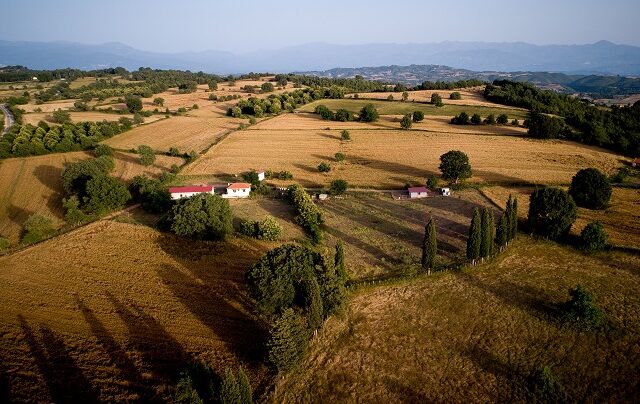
(128, 175), (172, 214)
(449, 92), (462, 100)
(288, 184), (323, 243)
(561, 284), (604, 330)
(21, 214), (56, 245)
(239, 215), (282, 241)
(266, 170), (293, 180)
(580, 221), (608, 252)
(527, 187), (577, 240)
(329, 179), (348, 195)
(318, 162), (331, 172)
(165, 193), (233, 240)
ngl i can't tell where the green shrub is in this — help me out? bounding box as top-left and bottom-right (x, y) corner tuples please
(240, 216), (282, 241)
(400, 113), (412, 129)
(288, 184), (323, 243)
(21, 214), (56, 244)
(412, 110), (424, 122)
(449, 92), (462, 100)
(471, 113), (482, 124)
(340, 130), (351, 141)
(137, 145), (155, 167)
(451, 112), (470, 125)
(561, 284), (604, 330)
(334, 152), (345, 162)
(93, 144), (113, 157)
(0, 237), (11, 250)
(569, 168), (612, 210)
(167, 193), (233, 240)
(329, 179), (348, 195)
(358, 104), (379, 122)
(527, 188), (577, 240)
(318, 162), (331, 173)
(497, 114), (509, 124)
(580, 221), (608, 252)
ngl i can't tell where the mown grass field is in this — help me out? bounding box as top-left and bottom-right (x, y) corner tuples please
(0, 220), (274, 402)
(0, 152), (183, 244)
(347, 87), (516, 108)
(183, 113), (621, 189)
(298, 98), (528, 119)
(273, 238), (640, 402)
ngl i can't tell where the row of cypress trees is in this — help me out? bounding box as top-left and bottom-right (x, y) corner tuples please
(467, 195), (518, 264)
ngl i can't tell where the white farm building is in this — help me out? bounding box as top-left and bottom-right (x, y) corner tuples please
(169, 183), (252, 200)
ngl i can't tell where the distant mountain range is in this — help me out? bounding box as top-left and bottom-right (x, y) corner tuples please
(1, 40), (640, 76)
(300, 65), (640, 97)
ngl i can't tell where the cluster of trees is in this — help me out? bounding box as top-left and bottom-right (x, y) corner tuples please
(0, 65), (127, 83)
(229, 89), (319, 118)
(415, 79), (485, 90)
(282, 74), (389, 92)
(288, 184), (323, 243)
(465, 196), (518, 264)
(164, 193), (233, 240)
(21, 214), (57, 245)
(239, 216), (282, 241)
(174, 363), (253, 404)
(128, 174), (173, 214)
(61, 153), (130, 223)
(313, 103), (379, 123)
(485, 80), (640, 156)
(245, 243), (346, 372)
(450, 111), (513, 126)
(264, 169), (293, 180)
(0, 120), (131, 158)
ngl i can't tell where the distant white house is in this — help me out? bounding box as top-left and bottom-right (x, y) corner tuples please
(437, 187), (451, 196)
(257, 170), (266, 181)
(408, 186), (428, 199)
(169, 185), (214, 200)
(222, 182), (252, 199)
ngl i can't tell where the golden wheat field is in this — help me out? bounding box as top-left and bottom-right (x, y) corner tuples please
(21, 111), (164, 126)
(0, 152), (183, 244)
(0, 220), (273, 402)
(103, 114), (241, 153)
(273, 238), (640, 402)
(183, 114), (622, 188)
(480, 186), (640, 249)
(347, 87), (517, 108)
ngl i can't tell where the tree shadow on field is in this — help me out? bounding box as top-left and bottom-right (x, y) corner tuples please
(292, 162), (320, 174)
(155, 235), (270, 364)
(105, 291), (189, 385)
(383, 376), (430, 403)
(17, 314), (99, 403)
(32, 165), (62, 192)
(75, 297), (154, 400)
(343, 154), (439, 179)
(319, 133), (340, 140)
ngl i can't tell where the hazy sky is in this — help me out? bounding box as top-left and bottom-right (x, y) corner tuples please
(2, 0), (639, 52)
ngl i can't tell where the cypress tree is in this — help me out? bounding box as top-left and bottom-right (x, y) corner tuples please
(480, 208), (492, 258)
(421, 218), (437, 274)
(496, 213), (508, 251)
(511, 197), (518, 239)
(220, 368), (240, 404)
(237, 367), (253, 404)
(488, 211), (495, 256)
(334, 240), (347, 281)
(267, 308), (308, 373)
(505, 195), (513, 243)
(466, 208), (481, 263)
(304, 277), (324, 332)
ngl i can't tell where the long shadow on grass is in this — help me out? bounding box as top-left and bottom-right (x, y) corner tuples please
(75, 297), (154, 400)
(382, 376), (430, 403)
(332, 154), (439, 179)
(105, 292), (189, 386)
(155, 235), (269, 364)
(18, 314), (99, 403)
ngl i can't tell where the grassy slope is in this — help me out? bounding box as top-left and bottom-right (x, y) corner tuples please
(273, 238), (640, 402)
(298, 99), (528, 119)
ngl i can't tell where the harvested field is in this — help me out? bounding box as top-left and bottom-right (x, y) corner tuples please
(0, 152), (182, 244)
(0, 220), (273, 402)
(273, 238), (640, 402)
(348, 87), (516, 108)
(22, 111), (164, 126)
(184, 115), (622, 188)
(104, 114), (241, 154)
(298, 99), (528, 119)
(21, 100), (78, 113)
(480, 185), (640, 249)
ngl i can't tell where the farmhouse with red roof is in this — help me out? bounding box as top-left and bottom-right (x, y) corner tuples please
(169, 185), (214, 200)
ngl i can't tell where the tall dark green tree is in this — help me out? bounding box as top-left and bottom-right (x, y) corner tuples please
(439, 150), (472, 183)
(220, 368), (240, 404)
(421, 218), (437, 274)
(237, 367), (253, 404)
(511, 197), (518, 239)
(334, 240), (347, 281)
(304, 277), (324, 332)
(267, 308), (308, 373)
(466, 208), (481, 263)
(480, 208), (494, 258)
(495, 213), (508, 251)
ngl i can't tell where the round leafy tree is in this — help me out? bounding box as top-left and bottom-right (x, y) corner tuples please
(358, 104), (379, 122)
(568, 168), (612, 210)
(580, 221), (608, 252)
(527, 188), (577, 239)
(167, 193), (233, 240)
(439, 150), (472, 183)
(412, 111), (424, 122)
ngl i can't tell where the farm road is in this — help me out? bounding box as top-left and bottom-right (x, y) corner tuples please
(1, 103), (15, 135)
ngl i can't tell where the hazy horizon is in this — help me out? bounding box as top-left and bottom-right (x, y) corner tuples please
(2, 0), (639, 53)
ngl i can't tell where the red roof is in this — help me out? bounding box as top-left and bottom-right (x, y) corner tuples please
(408, 187), (428, 193)
(169, 185), (213, 193)
(227, 182), (252, 190)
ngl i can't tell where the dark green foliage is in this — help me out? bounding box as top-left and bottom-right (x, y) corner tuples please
(239, 216), (282, 241)
(431, 93), (443, 107)
(242, 170), (260, 186)
(137, 144), (155, 166)
(412, 110), (424, 122)
(421, 218), (437, 272)
(480, 208), (494, 258)
(495, 212), (508, 249)
(318, 162), (331, 173)
(333, 108), (352, 122)
(340, 130), (351, 141)
(153, 97), (165, 106)
(267, 308), (308, 373)
(450, 111), (470, 125)
(167, 193), (233, 240)
(334, 152), (345, 162)
(52, 109), (71, 124)
(449, 92), (462, 100)
(93, 144), (113, 157)
(133, 113), (144, 124)
(0, 237), (10, 250)
(237, 368), (253, 404)
(288, 184), (323, 243)
(470, 113), (482, 124)
(527, 112), (571, 139)
(83, 175), (131, 215)
(512, 118), (520, 126)
(569, 168), (612, 210)
(580, 221), (608, 252)
(427, 176), (438, 188)
(497, 114), (509, 124)
(261, 82), (274, 93)
(439, 150), (472, 183)
(124, 94), (143, 113)
(174, 374), (204, 404)
(61, 155), (114, 196)
(220, 368), (240, 404)
(304, 277), (324, 331)
(510, 196), (518, 240)
(528, 188), (577, 240)
(329, 179), (348, 195)
(334, 240), (347, 281)
(21, 214), (56, 245)
(467, 208), (481, 261)
(63, 196), (92, 225)
(314, 105), (333, 120)
(400, 114), (412, 129)
(484, 114), (496, 125)
(561, 284), (604, 330)
(528, 366), (565, 402)
(359, 104), (379, 122)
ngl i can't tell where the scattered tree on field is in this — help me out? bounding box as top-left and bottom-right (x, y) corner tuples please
(561, 284), (604, 330)
(431, 93), (443, 107)
(449, 92), (461, 100)
(137, 144), (155, 166)
(359, 104), (379, 122)
(568, 168), (612, 210)
(484, 114), (496, 125)
(153, 97), (165, 106)
(580, 221), (608, 252)
(400, 113), (412, 129)
(341, 130), (351, 141)
(334, 152), (345, 162)
(329, 179), (348, 195)
(497, 114), (509, 124)
(387, 94), (394, 101)
(125, 94), (143, 113)
(471, 113), (482, 125)
(527, 188), (577, 240)
(412, 110), (424, 122)
(402, 91), (409, 101)
(261, 82), (274, 93)
(318, 162), (331, 172)
(451, 111), (470, 125)
(52, 109), (71, 124)
(439, 150), (472, 183)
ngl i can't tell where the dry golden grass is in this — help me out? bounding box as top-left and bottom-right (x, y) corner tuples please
(273, 238), (640, 402)
(0, 220), (272, 402)
(21, 100), (78, 113)
(183, 114), (622, 188)
(480, 186), (640, 249)
(0, 152), (182, 244)
(104, 114), (241, 153)
(21, 111), (164, 126)
(348, 87), (517, 108)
